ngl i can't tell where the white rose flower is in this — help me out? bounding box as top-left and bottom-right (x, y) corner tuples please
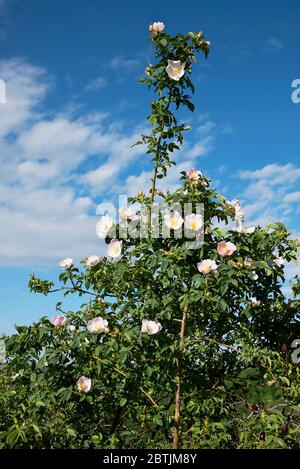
(197, 259), (218, 275)
(141, 319), (162, 335)
(96, 215), (114, 238)
(59, 257), (73, 269)
(76, 376), (92, 393)
(87, 317), (109, 334)
(164, 211), (184, 230)
(185, 213), (203, 232)
(166, 60), (186, 81)
(107, 239), (122, 258)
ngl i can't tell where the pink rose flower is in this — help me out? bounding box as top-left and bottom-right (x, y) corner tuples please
(51, 315), (66, 327)
(149, 21), (165, 34)
(187, 168), (202, 182)
(85, 255), (101, 268)
(217, 240), (237, 257)
(197, 259), (218, 275)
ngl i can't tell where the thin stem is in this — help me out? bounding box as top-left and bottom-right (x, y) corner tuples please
(93, 357), (160, 411)
(172, 304), (188, 449)
(148, 88), (173, 227)
(49, 286), (98, 297)
(150, 137), (162, 206)
(192, 335), (237, 351)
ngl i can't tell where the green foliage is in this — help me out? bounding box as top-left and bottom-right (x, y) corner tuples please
(0, 25), (300, 449)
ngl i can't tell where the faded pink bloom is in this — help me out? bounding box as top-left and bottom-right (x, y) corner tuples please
(107, 239), (122, 258)
(87, 317), (109, 334)
(217, 240), (237, 257)
(85, 255), (101, 268)
(164, 211), (184, 230)
(76, 376), (92, 393)
(166, 60), (186, 81)
(68, 325), (76, 332)
(59, 257), (73, 269)
(187, 168), (202, 182)
(185, 213), (203, 232)
(141, 319), (162, 335)
(149, 21), (165, 33)
(51, 315), (66, 327)
(119, 207), (137, 220)
(197, 259), (218, 275)
(227, 199), (244, 220)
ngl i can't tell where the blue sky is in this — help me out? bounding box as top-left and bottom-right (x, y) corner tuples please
(0, 0), (299, 334)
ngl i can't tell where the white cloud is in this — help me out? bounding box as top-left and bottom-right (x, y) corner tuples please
(263, 38), (283, 55)
(108, 56), (140, 76)
(1, 56), (298, 274)
(0, 58), (49, 137)
(122, 161), (197, 197)
(239, 163), (300, 185)
(236, 163), (300, 229)
(85, 76), (107, 91)
(282, 191), (300, 204)
(0, 57), (146, 266)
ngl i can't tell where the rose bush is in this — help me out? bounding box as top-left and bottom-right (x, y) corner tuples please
(0, 23), (300, 449)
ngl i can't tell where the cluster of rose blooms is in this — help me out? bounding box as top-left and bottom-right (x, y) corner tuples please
(52, 22), (282, 394)
(54, 166), (286, 393)
(50, 314), (162, 394)
(147, 21), (210, 83)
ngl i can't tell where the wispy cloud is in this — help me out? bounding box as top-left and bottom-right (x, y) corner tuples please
(236, 163), (300, 227)
(262, 38), (283, 55)
(85, 75), (107, 91)
(219, 43), (253, 64)
(107, 55), (140, 79)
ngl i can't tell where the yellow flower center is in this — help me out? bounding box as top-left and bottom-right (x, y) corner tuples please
(172, 67), (180, 74)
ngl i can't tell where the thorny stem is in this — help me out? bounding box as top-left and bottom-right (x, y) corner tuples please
(172, 304), (188, 449)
